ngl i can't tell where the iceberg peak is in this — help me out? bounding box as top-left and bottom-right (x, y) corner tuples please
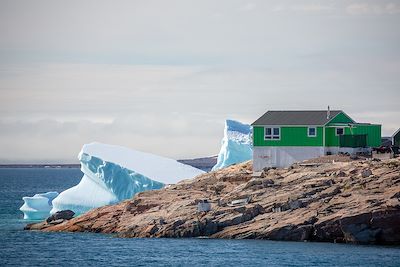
(212, 120), (252, 170)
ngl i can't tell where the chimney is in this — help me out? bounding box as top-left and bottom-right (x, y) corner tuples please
(327, 106), (331, 119)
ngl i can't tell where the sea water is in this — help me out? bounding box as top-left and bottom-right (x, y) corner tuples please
(0, 168), (399, 267)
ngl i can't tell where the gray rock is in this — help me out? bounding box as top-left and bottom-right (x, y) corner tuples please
(337, 211), (400, 244)
(319, 186), (341, 199)
(391, 192), (400, 199)
(288, 199), (303, 210)
(313, 219), (344, 242)
(46, 210), (75, 223)
(350, 155), (359, 160)
(267, 224), (313, 241)
(262, 179), (275, 187)
(244, 178), (263, 189)
(370, 210), (400, 244)
(361, 169), (372, 178)
(217, 204), (264, 228)
(48, 219), (65, 225)
(336, 171), (346, 177)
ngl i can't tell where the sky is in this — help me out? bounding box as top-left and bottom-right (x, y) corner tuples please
(0, 0), (399, 163)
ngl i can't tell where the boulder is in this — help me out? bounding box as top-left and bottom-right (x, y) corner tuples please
(262, 179), (275, 187)
(361, 169), (372, 178)
(217, 204), (264, 228)
(313, 219), (344, 242)
(288, 199), (303, 210)
(370, 210), (400, 244)
(340, 213), (375, 243)
(319, 186), (341, 199)
(335, 171), (346, 177)
(267, 224), (313, 241)
(244, 178), (263, 189)
(339, 210), (400, 244)
(46, 210), (75, 223)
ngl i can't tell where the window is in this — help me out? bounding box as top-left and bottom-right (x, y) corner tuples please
(336, 127), (344, 136)
(308, 127), (317, 137)
(265, 127), (280, 140)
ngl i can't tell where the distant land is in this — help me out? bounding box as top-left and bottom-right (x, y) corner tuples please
(178, 156), (217, 172)
(0, 164), (80, 168)
(0, 156), (218, 172)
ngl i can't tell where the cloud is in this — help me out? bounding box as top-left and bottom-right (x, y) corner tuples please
(272, 4), (335, 13)
(0, 61), (399, 163)
(346, 2), (400, 15)
(239, 3), (256, 11)
(271, 1), (400, 16)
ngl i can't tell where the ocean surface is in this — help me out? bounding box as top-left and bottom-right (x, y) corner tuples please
(0, 168), (399, 267)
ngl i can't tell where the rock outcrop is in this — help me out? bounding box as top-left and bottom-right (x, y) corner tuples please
(46, 210), (75, 224)
(25, 156), (400, 245)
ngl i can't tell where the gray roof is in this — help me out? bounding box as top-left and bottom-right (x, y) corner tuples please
(251, 110), (345, 126)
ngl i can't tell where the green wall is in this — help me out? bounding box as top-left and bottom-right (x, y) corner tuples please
(253, 124), (381, 148)
(351, 124), (381, 147)
(324, 124), (381, 147)
(324, 127), (350, 147)
(253, 126), (323, 147)
(328, 112), (354, 124)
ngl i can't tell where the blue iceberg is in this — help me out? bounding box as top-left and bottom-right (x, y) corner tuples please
(50, 142), (205, 215)
(20, 192), (59, 220)
(212, 120), (252, 170)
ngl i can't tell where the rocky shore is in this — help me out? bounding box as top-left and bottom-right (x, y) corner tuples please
(26, 156), (400, 245)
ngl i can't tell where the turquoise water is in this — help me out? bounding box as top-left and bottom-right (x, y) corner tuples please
(1, 168), (399, 267)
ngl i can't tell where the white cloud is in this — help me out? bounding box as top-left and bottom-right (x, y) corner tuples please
(272, 3), (335, 13)
(0, 60), (399, 162)
(346, 2), (400, 15)
(240, 3), (256, 11)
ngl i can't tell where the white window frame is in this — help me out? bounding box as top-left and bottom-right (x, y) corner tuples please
(264, 127), (280, 140)
(308, 127), (317, 137)
(336, 127), (344, 136)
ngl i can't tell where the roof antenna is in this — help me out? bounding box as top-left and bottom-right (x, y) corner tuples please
(327, 105), (330, 119)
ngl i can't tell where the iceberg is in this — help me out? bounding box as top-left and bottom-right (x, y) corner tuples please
(212, 120), (252, 170)
(20, 192), (59, 220)
(51, 142), (205, 215)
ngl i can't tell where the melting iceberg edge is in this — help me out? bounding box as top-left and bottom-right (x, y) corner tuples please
(51, 152), (166, 215)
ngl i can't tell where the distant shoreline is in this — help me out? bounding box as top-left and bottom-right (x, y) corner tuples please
(0, 156), (218, 170)
(0, 164), (80, 168)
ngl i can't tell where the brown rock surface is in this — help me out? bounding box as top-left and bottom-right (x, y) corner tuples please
(25, 157), (400, 244)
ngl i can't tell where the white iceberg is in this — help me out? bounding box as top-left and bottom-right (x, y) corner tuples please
(212, 120), (252, 170)
(50, 142), (205, 215)
(20, 192), (59, 220)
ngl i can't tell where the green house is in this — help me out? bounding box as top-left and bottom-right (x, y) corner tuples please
(251, 110), (381, 171)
